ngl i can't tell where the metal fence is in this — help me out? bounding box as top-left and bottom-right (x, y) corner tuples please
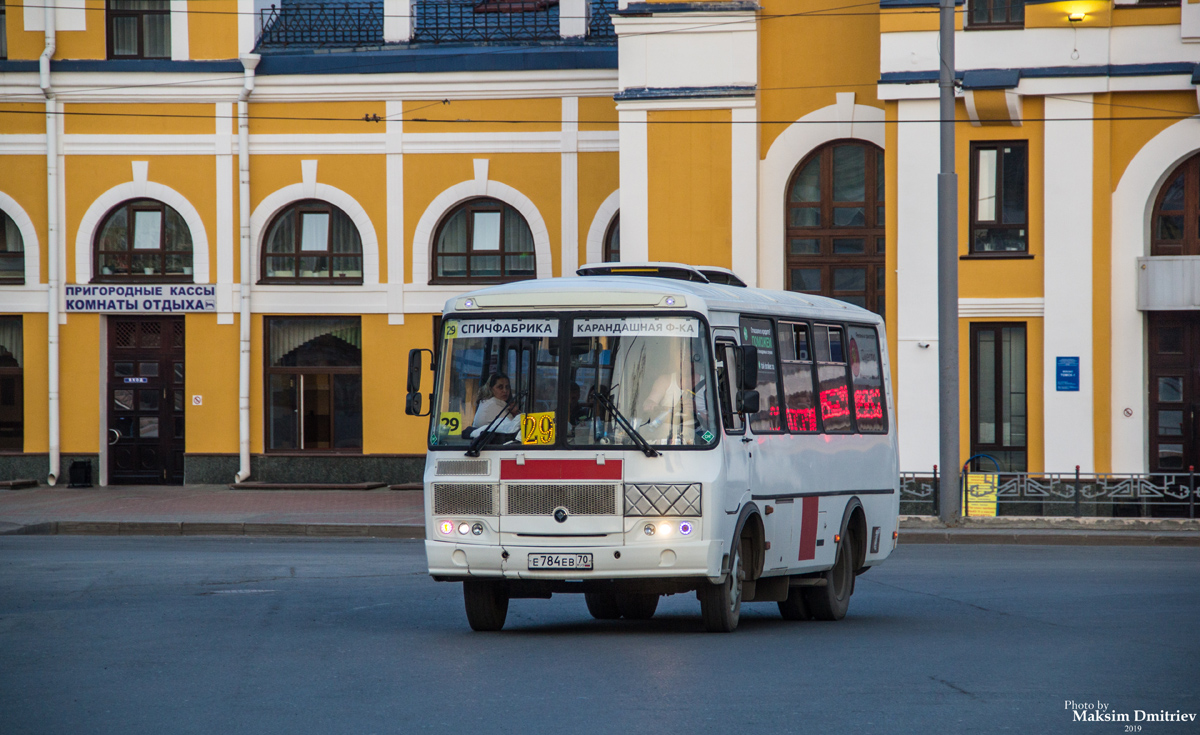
(901, 470), (1200, 519)
(256, 0), (617, 49)
(258, 2), (384, 49)
(412, 0), (560, 43)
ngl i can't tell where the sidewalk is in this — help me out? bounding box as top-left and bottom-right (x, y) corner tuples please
(1, 485), (1198, 545)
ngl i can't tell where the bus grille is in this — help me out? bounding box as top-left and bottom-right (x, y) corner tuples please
(436, 459), (490, 476)
(624, 484), (702, 516)
(506, 484), (619, 516)
(432, 483), (496, 515)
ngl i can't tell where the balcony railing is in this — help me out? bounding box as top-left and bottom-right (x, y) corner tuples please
(258, 2), (384, 49)
(256, 0), (616, 50)
(901, 470), (1200, 519)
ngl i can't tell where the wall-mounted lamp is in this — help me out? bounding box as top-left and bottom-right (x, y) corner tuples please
(1068, 12), (1085, 22)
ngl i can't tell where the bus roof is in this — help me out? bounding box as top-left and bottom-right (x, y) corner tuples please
(444, 268), (883, 325)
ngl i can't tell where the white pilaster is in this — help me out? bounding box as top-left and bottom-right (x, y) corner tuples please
(384, 0), (414, 43)
(617, 109), (648, 263)
(560, 0), (590, 39)
(561, 97), (580, 277)
(730, 106), (758, 287)
(386, 101), (406, 324)
(215, 103), (235, 324)
(1043, 95), (1095, 472)
(170, 0), (190, 61)
(896, 99), (942, 471)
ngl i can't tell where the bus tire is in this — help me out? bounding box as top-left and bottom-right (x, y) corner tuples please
(584, 592), (622, 620)
(616, 593), (659, 620)
(777, 585), (812, 621)
(463, 580), (509, 631)
(804, 527), (855, 621)
(699, 540), (744, 632)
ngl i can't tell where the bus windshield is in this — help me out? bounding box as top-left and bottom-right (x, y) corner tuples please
(566, 317), (716, 448)
(429, 315), (717, 450)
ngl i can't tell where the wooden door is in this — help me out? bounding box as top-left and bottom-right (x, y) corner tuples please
(107, 317), (185, 484)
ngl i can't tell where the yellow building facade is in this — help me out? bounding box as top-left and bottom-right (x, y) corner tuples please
(1, 0), (1199, 484)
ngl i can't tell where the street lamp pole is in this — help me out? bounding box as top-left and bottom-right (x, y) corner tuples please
(937, 0), (961, 524)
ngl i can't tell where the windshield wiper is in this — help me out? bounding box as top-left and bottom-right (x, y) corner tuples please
(464, 394), (522, 457)
(593, 387), (659, 458)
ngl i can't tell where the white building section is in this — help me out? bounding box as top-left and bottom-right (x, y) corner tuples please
(1043, 95), (1095, 473)
(895, 99), (941, 472)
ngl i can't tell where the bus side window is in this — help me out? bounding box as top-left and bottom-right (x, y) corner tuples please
(778, 321), (819, 433)
(715, 342), (744, 433)
(847, 325), (887, 433)
(740, 316), (784, 434)
(815, 325), (854, 433)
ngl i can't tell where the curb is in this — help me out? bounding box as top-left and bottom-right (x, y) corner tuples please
(900, 529), (1200, 547)
(0, 521), (424, 539)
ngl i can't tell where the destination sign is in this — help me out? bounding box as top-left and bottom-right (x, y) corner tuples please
(573, 318), (699, 338)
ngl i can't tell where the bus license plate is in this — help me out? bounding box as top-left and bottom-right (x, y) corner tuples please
(527, 553), (593, 571)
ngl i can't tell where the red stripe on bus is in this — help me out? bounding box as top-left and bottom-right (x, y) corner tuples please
(500, 459), (623, 481)
(798, 495), (819, 561)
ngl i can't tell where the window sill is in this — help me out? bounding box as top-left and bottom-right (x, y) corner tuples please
(964, 23), (1025, 31)
(261, 450), (364, 456)
(92, 276), (196, 283)
(258, 279), (365, 286)
(960, 253), (1035, 260)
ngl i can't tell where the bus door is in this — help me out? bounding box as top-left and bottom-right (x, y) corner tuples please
(714, 333), (750, 513)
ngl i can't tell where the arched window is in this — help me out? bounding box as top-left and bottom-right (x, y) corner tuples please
(0, 210), (24, 284)
(261, 200), (363, 284)
(1152, 152), (1200, 256)
(785, 141), (885, 316)
(95, 199), (192, 280)
(432, 198), (535, 284)
(603, 213), (620, 263)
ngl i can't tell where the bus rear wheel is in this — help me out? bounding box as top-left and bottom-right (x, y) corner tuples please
(803, 528), (855, 621)
(699, 542), (743, 632)
(463, 580), (509, 631)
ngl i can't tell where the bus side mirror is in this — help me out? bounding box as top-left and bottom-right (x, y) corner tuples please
(736, 389), (760, 415)
(739, 345), (759, 390)
(405, 348), (433, 417)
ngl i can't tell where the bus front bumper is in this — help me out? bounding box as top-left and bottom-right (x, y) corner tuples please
(426, 539), (722, 581)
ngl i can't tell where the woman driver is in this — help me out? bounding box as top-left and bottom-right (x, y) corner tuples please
(472, 373), (519, 429)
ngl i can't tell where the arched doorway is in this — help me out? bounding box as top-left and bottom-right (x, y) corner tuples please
(1147, 152), (1200, 478)
(785, 141), (885, 317)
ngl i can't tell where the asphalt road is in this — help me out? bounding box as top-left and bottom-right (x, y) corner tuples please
(1, 538), (1197, 735)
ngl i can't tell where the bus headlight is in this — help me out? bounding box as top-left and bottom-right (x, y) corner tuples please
(439, 520), (454, 536)
(679, 521), (694, 536)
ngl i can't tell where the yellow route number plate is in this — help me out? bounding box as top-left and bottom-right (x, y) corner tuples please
(438, 411), (463, 436)
(521, 412), (555, 445)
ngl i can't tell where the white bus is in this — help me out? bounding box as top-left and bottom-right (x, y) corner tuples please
(406, 263), (900, 632)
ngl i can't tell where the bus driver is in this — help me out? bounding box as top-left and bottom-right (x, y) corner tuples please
(471, 373), (520, 435)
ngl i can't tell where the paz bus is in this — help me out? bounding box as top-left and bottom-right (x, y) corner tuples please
(405, 263), (900, 632)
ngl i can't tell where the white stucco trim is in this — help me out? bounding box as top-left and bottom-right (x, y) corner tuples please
(247, 179), (381, 286)
(758, 101), (886, 290)
(170, 0), (190, 61)
(0, 191), (42, 287)
(584, 189), (620, 266)
(74, 173), (211, 284)
(1111, 117), (1200, 472)
(408, 172), (554, 309)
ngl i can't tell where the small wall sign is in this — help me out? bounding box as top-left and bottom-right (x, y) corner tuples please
(123, 377), (149, 384)
(192, 395), (203, 406)
(1056, 357), (1080, 392)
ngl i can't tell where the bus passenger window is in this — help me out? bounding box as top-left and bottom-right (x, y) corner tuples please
(716, 342), (743, 433)
(778, 322), (818, 433)
(848, 325), (887, 433)
(815, 325), (853, 433)
(740, 317), (784, 434)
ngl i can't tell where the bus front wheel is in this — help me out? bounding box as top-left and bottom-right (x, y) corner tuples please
(804, 527), (855, 621)
(463, 580), (509, 631)
(699, 541), (744, 632)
